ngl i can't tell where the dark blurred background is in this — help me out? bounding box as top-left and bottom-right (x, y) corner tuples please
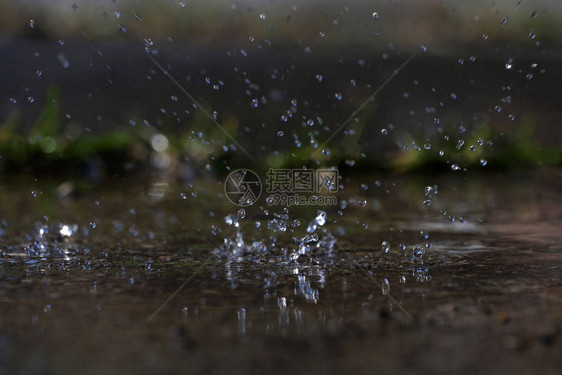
(1, 0), (561, 178)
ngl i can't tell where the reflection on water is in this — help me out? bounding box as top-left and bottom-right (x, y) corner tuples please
(0, 169), (560, 373)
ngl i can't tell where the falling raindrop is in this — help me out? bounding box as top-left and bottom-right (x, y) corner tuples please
(381, 278), (390, 295)
(57, 53), (70, 69)
(381, 241), (390, 253)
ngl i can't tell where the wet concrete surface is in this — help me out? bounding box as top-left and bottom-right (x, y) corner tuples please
(0, 168), (560, 374)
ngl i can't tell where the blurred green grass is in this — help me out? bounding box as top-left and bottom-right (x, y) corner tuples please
(0, 85), (559, 178)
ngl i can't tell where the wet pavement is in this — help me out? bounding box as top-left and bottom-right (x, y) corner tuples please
(0, 168), (560, 374)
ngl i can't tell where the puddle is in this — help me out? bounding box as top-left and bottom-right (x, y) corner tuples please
(0, 169), (560, 374)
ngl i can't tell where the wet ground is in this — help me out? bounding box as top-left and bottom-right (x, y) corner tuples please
(0, 167), (560, 374)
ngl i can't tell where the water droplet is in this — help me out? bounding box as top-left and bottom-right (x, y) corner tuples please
(315, 210), (327, 226)
(451, 164), (461, 171)
(72, 4), (79, 11)
(529, 30), (536, 39)
(480, 159), (487, 166)
(237, 209), (246, 219)
(135, 14), (142, 21)
(530, 11), (537, 18)
(251, 98), (258, 107)
(29, 19), (35, 28)
(316, 74), (323, 82)
(501, 17), (508, 24)
(144, 38), (154, 49)
(59, 224), (77, 237)
(456, 140), (464, 150)
(381, 241), (390, 253)
(372, 12), (380, 19)
(322, 149), (331, 155)
(259, 13), (266, 20)
(57, 53), (70, 69)
(277, 131), (284, 137)
(381, 278), (390, 295)
(505, 58), (513, 69)
(381, 129), (388, 135)
(423, 199), (432, 206)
